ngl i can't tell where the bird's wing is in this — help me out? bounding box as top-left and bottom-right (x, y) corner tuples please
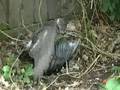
(46, 37), (79, 75)
(29, 23), (58, 79)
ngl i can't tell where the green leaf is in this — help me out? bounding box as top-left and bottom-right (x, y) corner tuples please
(112, 66), (120, 73)
(24, 64), (33, 76)
(101, 0), (110, 12)
(2, 65), (10, 80)
(98, 83), (106, 90)
(2, 65), (10, 73)
(21, 68), (25, 74)
(105, 78), (120, 90)
(23, 76), (31, 84)
(100, 0), (120, 21)
(19, 64), (33, 83)
(3, 72), (10, 80)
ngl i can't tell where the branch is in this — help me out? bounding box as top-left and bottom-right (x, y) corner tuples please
(0, 29), (23, 41)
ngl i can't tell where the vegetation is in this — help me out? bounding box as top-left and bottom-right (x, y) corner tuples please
(0, 0), (120, 90)
(101, 0), (120, 21)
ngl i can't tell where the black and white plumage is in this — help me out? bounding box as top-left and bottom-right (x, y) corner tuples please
(45, 37), (79, 75)
(21, 18), (79, 80)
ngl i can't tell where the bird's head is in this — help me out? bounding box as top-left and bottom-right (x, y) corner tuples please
(55, 18), (67, 34)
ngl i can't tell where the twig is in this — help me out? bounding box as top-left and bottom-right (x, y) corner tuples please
(0, 29), (23, 41)
(86, 38), (120, 58)
(77, 54), (101, 78)
(38, 0), (43, 25)
(21, 14), (32, 36)
(90, 0), (94, 9)
(20, 1), (32, 36)
(9, 49), (25, 88)
(45, 72), (80, 89)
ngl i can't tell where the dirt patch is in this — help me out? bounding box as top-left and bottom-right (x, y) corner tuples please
(0, 23), (120, 90)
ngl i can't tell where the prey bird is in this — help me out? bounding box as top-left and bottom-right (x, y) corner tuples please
(20, 18), (79, 80)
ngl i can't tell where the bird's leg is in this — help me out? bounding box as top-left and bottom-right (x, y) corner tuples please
(66, 60), (69, 74)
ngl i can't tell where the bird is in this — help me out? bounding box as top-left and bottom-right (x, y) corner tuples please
(45, 36), (79, 75)
(20, 18), (79, 80)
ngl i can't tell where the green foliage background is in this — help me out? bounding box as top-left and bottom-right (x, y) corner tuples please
(101, 0), (120, 21)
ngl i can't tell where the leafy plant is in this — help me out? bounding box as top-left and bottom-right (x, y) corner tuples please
(0, 23), (10, 30)
(106, 77), (120, 90)
(99, 66), (120, 90)
(4, 53), (16, 66)
(100, 0), (120, 21)
(20, 64), (33, 84)
(100, 77), (120, 90)
(112, 66), (120, 73)
(2, 65), (10, 80)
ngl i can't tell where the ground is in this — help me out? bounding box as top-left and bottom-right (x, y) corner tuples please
(0, 21), (120, 90)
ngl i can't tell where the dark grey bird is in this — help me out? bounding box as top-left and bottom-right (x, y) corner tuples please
(20, 18), (79, 80)
(45, 37), (79, 75)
